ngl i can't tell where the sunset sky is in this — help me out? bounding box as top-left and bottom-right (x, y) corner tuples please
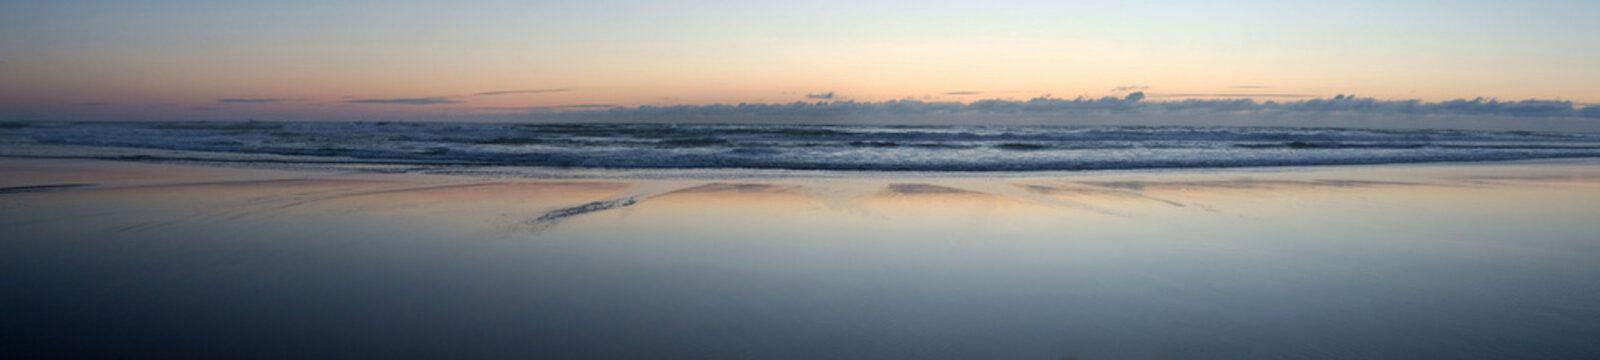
(1, 0), (1595, 122)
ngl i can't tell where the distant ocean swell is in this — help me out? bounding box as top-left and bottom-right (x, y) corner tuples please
(2, 121), (1599, 172)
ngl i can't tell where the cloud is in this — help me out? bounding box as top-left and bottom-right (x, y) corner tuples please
(1111, 85), (1149, 92)
(480, 104), (611, 111)
(945, 91), (984, 95)
(144, 104), (179, 110)
(70, 102), (110, 107)
(1579, 106), (1600, 119)
(346, 97), (461, 105)
(1148, 93), (1312, 98)
(219, 98), (283, 104)
(522, 95), (1600, 131)
(490, 104), (618, 113)
(187, 106), (223, 111)
(474, 88), (571, 96)
(806, 92), (836, 100)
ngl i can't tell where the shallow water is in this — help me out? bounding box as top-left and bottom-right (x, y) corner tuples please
(3, 159), (1600, 358)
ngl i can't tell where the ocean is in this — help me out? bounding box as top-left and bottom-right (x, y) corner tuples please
(3, 121), (1599, 172)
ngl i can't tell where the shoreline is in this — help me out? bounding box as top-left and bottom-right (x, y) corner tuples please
(4, 153), (1600, 183)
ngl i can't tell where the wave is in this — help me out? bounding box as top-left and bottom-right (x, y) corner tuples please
(3, 121), (1599, 172)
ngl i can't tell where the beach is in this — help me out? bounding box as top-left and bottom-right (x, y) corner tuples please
(7, 0), (1598, 357)
(4, 158), (1600, 358)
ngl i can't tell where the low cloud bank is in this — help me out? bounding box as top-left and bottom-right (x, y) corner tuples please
(522, 94), (1600, 131)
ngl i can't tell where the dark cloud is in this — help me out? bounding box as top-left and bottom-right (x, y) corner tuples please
(1578, 106), (1600, 119)
(70, 102), (110, 107)
(525, 95), (1600, 131)
(188, 106), (223, 112)
(1419, 97), (1581, 118)
(806, 92), (836, 100)
(945, 91), (984, 95)
(346, 97), (461, 105)
(1148, 93), (1312, 98)
(219, 98), (283, 104)
(474, 88), (572, 96)
(144, 104), (179, 110)
(1111, 85), (1149, 92)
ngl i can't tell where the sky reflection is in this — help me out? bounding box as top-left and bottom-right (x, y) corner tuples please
(3, 159), (1600, 358)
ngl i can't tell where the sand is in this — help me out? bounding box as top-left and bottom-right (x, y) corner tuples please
(4, 158), (1600, 358)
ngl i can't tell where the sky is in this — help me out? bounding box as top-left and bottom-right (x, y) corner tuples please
(1, 0), (1596, 126)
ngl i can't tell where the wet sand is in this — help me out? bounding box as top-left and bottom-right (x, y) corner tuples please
(4, 158), (1600, 359)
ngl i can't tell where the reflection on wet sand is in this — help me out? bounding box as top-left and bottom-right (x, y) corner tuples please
(0, 183), (92, 194)
(882, 183), (986, 196)
(4, 159), (1597, 235)
(8, 159), (1600, 238)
